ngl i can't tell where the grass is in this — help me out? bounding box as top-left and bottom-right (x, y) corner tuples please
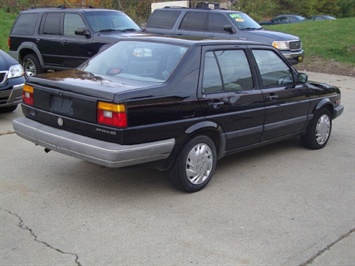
(264, 18), (355, 65)
(1, 8), (354, 65)
(0, 9), (17, 52)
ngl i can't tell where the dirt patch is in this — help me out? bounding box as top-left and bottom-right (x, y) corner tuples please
(295, 56), (355, 77)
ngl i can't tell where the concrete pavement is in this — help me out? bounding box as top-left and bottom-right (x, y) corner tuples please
(0, 72), (354, 265)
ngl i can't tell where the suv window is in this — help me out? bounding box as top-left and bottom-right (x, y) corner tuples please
(208, 13), (230, 33)
(85, 11), (140, 32)
(179, 12), (207, 31)
(252, 50), (294, 88)
(148, 10), (181, 29)
(42, 13), (61, 35)
(64, 14), (86, 36)
(202, 49), (253, 93)
(11, 13), (39, 35)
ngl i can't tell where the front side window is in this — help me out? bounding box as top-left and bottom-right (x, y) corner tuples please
(208, 14), (230, 33)
(202, 49), (253, 93)
(252, 50), (294, 88)
(85, 11), (140, 32)
(179, 12), (207, 31)
(64, 14), (86, 36)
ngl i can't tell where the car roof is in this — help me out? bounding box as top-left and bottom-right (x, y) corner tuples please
(20, 7), (123, 13)
(153, 7), (245, 14)
(114, 35), (263, 47)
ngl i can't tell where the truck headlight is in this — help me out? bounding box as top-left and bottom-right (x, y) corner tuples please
(272, 41), (289, 50)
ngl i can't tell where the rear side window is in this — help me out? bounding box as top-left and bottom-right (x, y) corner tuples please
(202, 49), (253, 93)
(11, 13), (39, 35)
(179, 12), (207, 31)
(147, 10), (181, 29)
(42, 13), (61, 35)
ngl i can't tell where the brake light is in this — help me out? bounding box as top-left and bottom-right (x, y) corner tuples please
(22, 84), (34, 106)
(97, 101), (127, 128)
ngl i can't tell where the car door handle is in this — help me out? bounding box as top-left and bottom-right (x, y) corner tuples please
(61, 39), (68, 45)
(208, 101), (224, 109)
(267, 94), (279, 101)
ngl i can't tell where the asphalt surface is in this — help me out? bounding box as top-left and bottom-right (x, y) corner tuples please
(0, 72), (354, 265)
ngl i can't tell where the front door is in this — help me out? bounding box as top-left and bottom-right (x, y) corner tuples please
(251, 49), (309, 142)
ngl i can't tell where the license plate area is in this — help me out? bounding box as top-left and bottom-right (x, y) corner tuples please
(50, 95), (73, 116)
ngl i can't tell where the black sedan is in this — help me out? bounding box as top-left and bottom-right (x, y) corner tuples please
(0, 49), (25, 113)
(13, 37), (344, 192)
(259, 14), (305, 25)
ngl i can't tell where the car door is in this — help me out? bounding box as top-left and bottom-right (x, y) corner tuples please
(207, 13), (239, 39)
(198, 46), (265, 151)
(61, 13), (95, 68)
(251, 48), (310, 142)
(37, 12), (63, 67)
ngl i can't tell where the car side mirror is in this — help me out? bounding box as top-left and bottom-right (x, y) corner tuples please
(298, 73), (308, 83)
(75, 28), (91, 38)
(223, 25), (234, 34)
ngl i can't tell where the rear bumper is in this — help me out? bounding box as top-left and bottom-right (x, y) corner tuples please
(13, 117), (175, 168)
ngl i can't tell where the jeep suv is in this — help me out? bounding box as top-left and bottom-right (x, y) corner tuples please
(8, 6), (142, 76)
(145, 7), (304, 64)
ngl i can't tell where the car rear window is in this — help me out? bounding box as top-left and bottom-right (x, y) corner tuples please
(11, 13), (39, 35)
(81, 40), (188, 83)
(147, 10), (181, 29)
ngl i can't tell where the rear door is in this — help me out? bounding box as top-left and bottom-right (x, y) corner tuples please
(198, 45), (265, 151)
(37, 12), (63, 67)
(251, 48), (309, 141)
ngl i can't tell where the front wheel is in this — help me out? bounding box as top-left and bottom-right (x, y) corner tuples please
(168, 136), (217, 192)
(301, 108), (332, 149)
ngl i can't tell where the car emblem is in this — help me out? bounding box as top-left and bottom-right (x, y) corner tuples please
(57, 117), (64, 126)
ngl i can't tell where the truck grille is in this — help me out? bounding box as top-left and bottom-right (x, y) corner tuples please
(0, 71), (7, 85)
(289, 41), (302, 51)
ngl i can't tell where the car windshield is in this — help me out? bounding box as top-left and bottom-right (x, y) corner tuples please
(80, 40), (189, 83)
(228, 12), (262, 30)
(85, 11), (141, 33)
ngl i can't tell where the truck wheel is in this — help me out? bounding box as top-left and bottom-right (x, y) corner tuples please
(301, 108), (332, 149)
(23, 54), (42, 77)
(168, 136), (217, 192)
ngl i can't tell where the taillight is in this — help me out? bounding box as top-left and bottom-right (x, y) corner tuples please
(22, 84), (34, 106)
(97, 101), (127, 128)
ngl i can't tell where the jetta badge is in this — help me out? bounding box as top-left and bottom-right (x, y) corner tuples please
(57, 117), (64, 127)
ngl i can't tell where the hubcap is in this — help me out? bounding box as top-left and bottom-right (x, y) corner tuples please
(315, 114), (330, 145)
(24, 60), (36, 77)
(185, 143), (213, 185)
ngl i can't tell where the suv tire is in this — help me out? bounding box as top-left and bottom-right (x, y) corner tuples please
(23, 54), (42, 77)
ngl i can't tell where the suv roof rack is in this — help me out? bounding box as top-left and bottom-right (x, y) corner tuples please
(30, 5), (94, 9)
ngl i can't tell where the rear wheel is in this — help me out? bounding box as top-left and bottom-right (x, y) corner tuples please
(0, 105), (17, 113)
(23, 54), (42, 77)
(168, 136), (217, 192)
(301, 108), (332, 149)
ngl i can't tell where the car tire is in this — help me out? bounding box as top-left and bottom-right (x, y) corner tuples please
(301, 108), (332, 149)
(168, 135), (217, 192)
(0, 105), (17, 113)
(23, 54), (42, 77)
